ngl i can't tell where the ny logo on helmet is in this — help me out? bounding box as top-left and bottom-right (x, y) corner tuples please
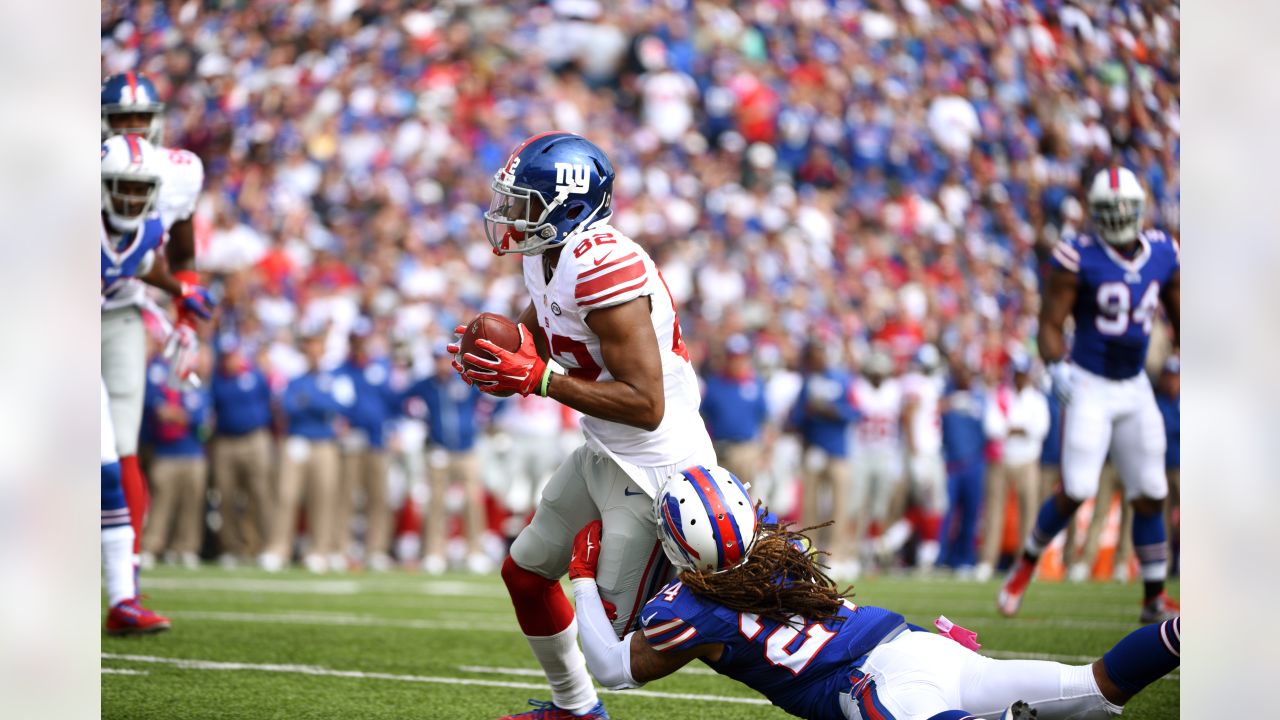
(554, 162), (590, 195)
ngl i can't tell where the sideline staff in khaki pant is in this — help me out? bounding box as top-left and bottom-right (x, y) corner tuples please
(402, 347), (493, 574)
(976, 356), (1050, 582)
(699, 335), (769, 489)
(334, 326), (398, 570)
(263, 333), (346, 573)
(140, 355), (212, 568)
(209, 341), (274, 564)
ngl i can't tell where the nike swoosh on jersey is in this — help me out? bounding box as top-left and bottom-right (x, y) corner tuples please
(623, 487), (645, 496)
(593, 251), (614, 266)
(642, 612), (658, 625)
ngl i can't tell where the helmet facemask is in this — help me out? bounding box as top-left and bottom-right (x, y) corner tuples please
(102, 174), (159, 233)
(1090, 196), (1144, 246)
(484, 177), (559, 255)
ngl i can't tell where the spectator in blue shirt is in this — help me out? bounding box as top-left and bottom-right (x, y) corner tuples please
(1154, 357), (1180, 575)
(700, 335), (768, 489)
(938, 360), (989, 575)
(209, 336), (274, 567)
(334, 323), (400, 571)
(263, 330), (347, 573)
(787, 342), (859, 576)
(139, 351), (211, 570)
(401, 345), (495, 574)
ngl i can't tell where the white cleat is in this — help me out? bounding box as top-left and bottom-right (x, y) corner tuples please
(974, 563), (994, 583)
(303, 554), (327, 574)
(1067, 562), (1089, 583)
(422, 554), (447, 576)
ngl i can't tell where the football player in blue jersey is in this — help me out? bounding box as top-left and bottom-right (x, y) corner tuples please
(101, 134), (214, 634)
(564, 465), (1178, 720)
(999, 166), (1179, 624)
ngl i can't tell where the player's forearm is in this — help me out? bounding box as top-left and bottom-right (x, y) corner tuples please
(166, 218), (198, 274)
(571, 579), (641, 690)
(546, 374), (664, 431)
(140, 253), (184, 298)
(1037, 326), (1068, 364)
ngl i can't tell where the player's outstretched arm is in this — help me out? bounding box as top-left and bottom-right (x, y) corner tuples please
(166, 217), (197, 274)
(1037, 267), (1078, 364)
(547, 297), (666, 431)
(1160, 269), (1179, 348)
(140, 250), (216, 322)
(569, 522), (714, 689)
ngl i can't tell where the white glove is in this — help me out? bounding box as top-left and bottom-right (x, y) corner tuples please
(164, 324), (202, 390)
(1047, 361), (1073, 405)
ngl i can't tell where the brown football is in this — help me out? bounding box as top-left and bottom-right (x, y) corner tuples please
(459, 312), (523, 396)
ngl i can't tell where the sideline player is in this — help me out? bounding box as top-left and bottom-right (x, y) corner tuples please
(1000, 166), (1179, 623)
(451, 132), (715, 719)
(849, 348), (905, 570)
(567, 466), (1179, 719)
(897, 343), (947, 571)
(101, 71), (207, 567)
(101, 134), (211, 632)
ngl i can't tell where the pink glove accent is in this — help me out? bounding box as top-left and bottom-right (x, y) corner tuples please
(934, 615), (981, 652)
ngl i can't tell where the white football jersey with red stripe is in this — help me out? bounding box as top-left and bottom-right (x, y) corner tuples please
(899, 371), (944, 455)
(851, 377), (904, 454)
(155, 145), (204, 231)
(521, 223), (709, 467)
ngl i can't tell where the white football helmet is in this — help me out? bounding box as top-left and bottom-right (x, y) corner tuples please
(1087, 166), (1146, 246)
(101, 134), (161, 232)
(654, 465), (759, 574)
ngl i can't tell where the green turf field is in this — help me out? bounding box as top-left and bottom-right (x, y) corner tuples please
(102, 567), (1178, 719)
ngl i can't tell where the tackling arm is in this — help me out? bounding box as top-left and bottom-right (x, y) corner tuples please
(571, 579), (715, 688)
(1160, 269), (1180, 348)
(545, 297), (666, 431)
(1037, 268), (1079, 364)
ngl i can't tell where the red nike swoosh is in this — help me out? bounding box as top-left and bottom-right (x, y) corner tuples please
(594, 252), (614, 266)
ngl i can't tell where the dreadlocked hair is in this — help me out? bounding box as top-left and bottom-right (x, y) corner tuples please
(678, 510), (853, 625)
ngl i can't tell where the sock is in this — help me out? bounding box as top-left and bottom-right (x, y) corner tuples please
(501, 556), (597, 713)
(103, 525), (137, 606)
(1103, 616), (1180, 695)
(119, 455), (150, 556)
(1131, 510), (1168, 600)
(525, 622), (599, 715)
(1022, 497), (1074, 560)
(103, 460), (137, 606)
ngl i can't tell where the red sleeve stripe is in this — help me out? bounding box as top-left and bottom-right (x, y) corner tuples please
(578, 252), (639, 281)
(576, 259), (646, 300)
(578, 277), (649, 307)
(650, 626), (698, 652)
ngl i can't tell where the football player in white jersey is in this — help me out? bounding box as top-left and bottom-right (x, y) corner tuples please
(101, 71), (208, 568)
(849, 348), (906, 572)
(450, 132), (715, 720)
(897, 343), (948, 571)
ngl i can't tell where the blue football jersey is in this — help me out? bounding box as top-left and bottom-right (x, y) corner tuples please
(639, 580), (905, 720)
(1049, 230), (1179, 379)
(101, 215), (164, 304)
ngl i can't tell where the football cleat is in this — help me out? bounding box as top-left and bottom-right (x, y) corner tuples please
(997, 557), (1036, 617)
(1139, 592), (1179, 624)
(497, 699), (609, 720)
(105, 598), (171, 636)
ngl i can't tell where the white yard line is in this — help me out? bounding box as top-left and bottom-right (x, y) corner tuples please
(101, 668), (149, 675)
(100, 654), (771, 706)
(142, 577), (497, 597)
(172, 610), (519, 633)
(459, 664), (720, 678)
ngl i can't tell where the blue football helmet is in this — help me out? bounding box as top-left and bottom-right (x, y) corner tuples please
(102, 72), (165, 144)
(484, 132), (615, 256)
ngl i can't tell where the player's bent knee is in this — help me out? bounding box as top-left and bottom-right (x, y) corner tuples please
(1129, 496), (1164, 515)
(501, 554), (559, 591)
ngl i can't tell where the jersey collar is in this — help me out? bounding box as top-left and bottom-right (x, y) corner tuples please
(101, 219), (145, 265)
(1098, 233), (1151, 274)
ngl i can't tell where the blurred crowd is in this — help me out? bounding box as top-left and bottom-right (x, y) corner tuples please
(101, 0), (1180, 576)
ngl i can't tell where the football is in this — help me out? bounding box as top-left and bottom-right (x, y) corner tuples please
(459, 312), (523, 396)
